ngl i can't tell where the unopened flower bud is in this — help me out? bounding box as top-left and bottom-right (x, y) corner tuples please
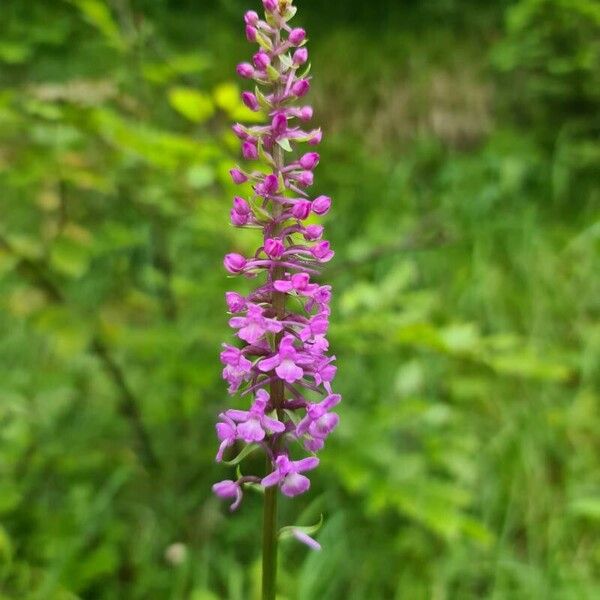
(271, 112), (287, 137)
(311, 195), (331, 215)
(232, 124), (248, 140)
(230, 168), (248, 184)
(304, 224), (324, 240)
(233, 196), (251, 215)
(244, 10), (259, 25)
(296, 170), (314, 187)
(299, 152), (320, 170)
(292, 200), (312, 220)
(292, 79), (310, 97)
(263, 0), (277, 12)
(299, 106), (313, 121)
(226, 292), (246, 312)
(246, 25), (257, 42)
(308, 129), (322, 145)
(311, 241), (334, 262)
(242, 141), (259, 160)
(242, 91), (260, 112)
(289, 28), (306, 45)
(231, 209), (249, 226)
(265, 238), (285, 259)
(253, 50), (271, 70)
(224, 253), (247, 273)
(293, 48), (308, 65)
(236, 63), (254, 79)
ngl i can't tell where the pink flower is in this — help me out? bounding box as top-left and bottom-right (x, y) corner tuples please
(226, 291), (246, 312)
(215, 0), (339, 521)
(258, 335), (310, 384)
(299, 152), (320, 170)
(236, 63), (254, 79)
(293, 48), (308, 65)
(229, 304), (282, 345)
(262, 454), (319, 497)
(311, 195), (331, 215)
(242, 91), (260, 111)
(264, 238), (285, 259)
(224, 253), (247, 273)
(212, 480), (243, 511)
(292, 200), (312, 220)
(215, 414), (238, 462)
(230, 168), (248, 184)
(292, 79), (310, 97)
(225, 390), (285, 443)
(289, 28), (306, 45)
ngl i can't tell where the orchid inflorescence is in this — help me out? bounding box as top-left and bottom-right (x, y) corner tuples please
(212, 0), (339, 550)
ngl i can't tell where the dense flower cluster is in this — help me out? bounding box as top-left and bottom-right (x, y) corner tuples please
(213, 0), (339, 519)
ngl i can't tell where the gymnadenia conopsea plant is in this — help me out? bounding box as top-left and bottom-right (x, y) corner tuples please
(212, 0), (340, 597)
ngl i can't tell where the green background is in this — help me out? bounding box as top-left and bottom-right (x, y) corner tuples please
(1, 0), (599, 598)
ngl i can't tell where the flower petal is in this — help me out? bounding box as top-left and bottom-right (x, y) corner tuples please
(237, 418), (265, 443)
(262, 470), (283, 488)
(262, 415), (286, 433)
(281, 473), (310, 497)
(292, 529), (321, 551)
(276, 360), (304, 384)
(258, 354), (281, 372)
(292, 456), (319, 472)
(225, 409), (251, 422)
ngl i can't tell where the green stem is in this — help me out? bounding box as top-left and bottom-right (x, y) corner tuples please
(262, 468), (279, 600)
(262, 23), (285, 600)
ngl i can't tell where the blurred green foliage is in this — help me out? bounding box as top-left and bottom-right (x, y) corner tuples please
(0, 0), (598, 598)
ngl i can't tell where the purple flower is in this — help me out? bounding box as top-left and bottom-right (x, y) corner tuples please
(299, 152), (320, 170)
(229, 303), (282, 344)
(257, 173), (279, 197)
(215, 0), (340, 526)
(292, 79), (310, 97)
(311, 241), (334, 262)
(289, 28), (306, 45)
(293, 48), (308, 65)
(242, 141), (259, 160)
(242, 91), (260, 111)
(271, 112), (287, 137)
(264, 238), (285, 259)
(258, 335), (310, 384)
(236, 63), (254, 79)
(224, 253), (247, 274)
(215, 414), (237, 462)
(226, 390), (285, 443)
(253, 50), (271, 69)
(220, 344), (252, 393)
(299, 106), (313, 121)
(244, 10), (259, 25)
(262, 454), (319, 497)
(311, 195), (331, 215)
(246, 25), (258, 42)
(230, 168), (248, 184)
(213, 480), (243, 511)
(292, 200), (312, 220)
(295, 170), (314, 187)
(226, 291), (246, 313)
(297, 394), (341, 440)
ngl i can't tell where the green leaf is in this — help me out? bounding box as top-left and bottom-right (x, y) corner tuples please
(279, 514), (324, 540)
(70, 0), (126, 51)
(276, 138), (293, 152)
(222, 443), (261, 466)
(168, 87), (215, 123)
